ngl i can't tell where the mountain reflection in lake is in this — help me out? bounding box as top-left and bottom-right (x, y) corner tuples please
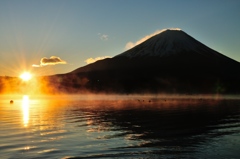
(0, 95), (240, 159)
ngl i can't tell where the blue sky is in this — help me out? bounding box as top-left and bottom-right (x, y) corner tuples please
(0, 0), (239, 76)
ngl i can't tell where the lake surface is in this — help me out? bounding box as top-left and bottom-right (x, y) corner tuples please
(0, 94), (240, 159)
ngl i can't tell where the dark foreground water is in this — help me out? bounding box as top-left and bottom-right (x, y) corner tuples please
(0, 94), (240, 159)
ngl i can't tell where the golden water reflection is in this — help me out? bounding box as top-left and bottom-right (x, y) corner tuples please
(22, 95), (29, 127)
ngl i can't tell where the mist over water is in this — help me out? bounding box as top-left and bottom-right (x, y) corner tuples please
(0, 94), (240, 159)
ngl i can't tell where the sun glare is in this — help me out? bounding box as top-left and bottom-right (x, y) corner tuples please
(22, 95), (29, 127)
(20, 72), (32, 81)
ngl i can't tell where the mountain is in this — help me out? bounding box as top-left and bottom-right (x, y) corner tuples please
(116, 29), (227, 58)
(53, 29), (240, 94)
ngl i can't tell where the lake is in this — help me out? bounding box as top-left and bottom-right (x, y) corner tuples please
(0, 94), (240, 159)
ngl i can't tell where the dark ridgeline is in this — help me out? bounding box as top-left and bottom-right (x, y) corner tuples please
(47, 29), (240, 94)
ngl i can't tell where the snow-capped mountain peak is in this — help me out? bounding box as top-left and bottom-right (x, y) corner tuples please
(116, 29), (221, 58)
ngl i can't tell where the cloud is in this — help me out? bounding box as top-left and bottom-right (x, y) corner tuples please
(98, 33), (109, 41)
(125, 28), (181, 50)
(85, 56), (111, 64)
(32, 56), (67, 67)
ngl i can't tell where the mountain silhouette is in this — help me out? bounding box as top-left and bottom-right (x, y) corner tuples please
(51, 29), (240, 94)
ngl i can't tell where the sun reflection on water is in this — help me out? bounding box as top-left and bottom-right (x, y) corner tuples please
(22, 95), (29, 127)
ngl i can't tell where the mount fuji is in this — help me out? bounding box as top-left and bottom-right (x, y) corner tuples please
(116, 29), (232, 60)
(54, 29), (240, 93)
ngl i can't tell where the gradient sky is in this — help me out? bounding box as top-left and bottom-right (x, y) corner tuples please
(0, 0), (239, 76)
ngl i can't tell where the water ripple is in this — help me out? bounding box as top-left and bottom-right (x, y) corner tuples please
(0, 95), (240, 158)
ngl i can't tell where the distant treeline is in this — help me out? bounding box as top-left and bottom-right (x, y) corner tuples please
(1, 72), (240, 95)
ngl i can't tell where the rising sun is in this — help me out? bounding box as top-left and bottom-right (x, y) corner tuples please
(20, 72), (32, 81)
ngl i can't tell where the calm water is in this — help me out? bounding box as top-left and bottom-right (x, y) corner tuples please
(0, 94), (240, 159)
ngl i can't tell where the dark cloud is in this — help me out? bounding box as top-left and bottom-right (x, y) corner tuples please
(32, 56), (67, 67)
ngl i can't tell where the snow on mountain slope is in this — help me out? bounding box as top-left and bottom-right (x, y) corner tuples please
(116, 29), (227, 60)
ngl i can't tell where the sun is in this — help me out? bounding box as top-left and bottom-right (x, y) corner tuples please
(20, 72), (32, 81)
